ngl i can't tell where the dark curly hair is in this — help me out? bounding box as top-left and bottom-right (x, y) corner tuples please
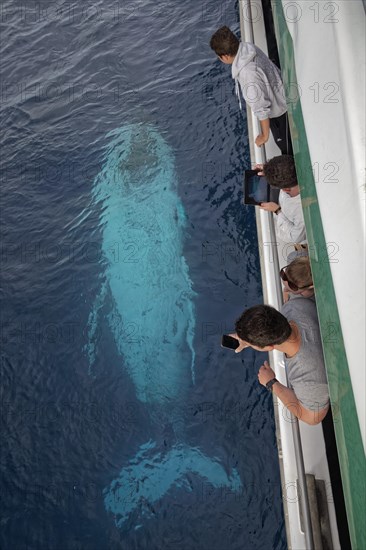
(210, 26), (240, 57)
(264, 155), (298, 189)
(235, 305), (291, 348)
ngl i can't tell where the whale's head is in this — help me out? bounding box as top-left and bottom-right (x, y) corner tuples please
(95, 124), (175, 199)
(118, 126), (160, 187)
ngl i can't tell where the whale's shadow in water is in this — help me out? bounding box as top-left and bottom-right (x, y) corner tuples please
(86, 123), (242, 527)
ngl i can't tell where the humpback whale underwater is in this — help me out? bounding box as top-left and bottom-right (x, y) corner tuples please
(87, 124), (241, 528)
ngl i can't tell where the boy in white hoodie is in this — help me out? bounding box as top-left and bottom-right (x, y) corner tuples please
(210, 26), (292, 155)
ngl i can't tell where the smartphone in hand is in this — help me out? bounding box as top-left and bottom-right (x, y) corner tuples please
(221, 334), (239, 350)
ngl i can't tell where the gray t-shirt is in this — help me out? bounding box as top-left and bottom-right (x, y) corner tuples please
(281, 296), (329, 410)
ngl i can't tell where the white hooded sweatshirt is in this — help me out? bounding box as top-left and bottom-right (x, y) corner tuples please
(232, 42), (287, 120)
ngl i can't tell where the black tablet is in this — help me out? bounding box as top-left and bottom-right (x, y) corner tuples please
(243, 170), (270, 206)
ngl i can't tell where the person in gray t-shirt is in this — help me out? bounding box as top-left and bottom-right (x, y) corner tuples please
(230, 302), (329, 425)
(281, 296), (329, 411)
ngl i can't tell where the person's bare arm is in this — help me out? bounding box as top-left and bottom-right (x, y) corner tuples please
(255, 118), (270, 147)
(258, 361), (329, 425)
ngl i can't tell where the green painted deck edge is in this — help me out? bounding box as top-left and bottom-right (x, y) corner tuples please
(270, 2), (366, 548)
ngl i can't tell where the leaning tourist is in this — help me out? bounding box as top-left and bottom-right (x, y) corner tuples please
(231, 303), (329, 425)
(210, 26), (292, 154)
(280, 255), (314, 302)
(258, 155), (307, 245)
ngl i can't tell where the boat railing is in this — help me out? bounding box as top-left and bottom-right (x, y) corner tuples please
(239, 1), (315, 548)
(259, 134), (315, 550)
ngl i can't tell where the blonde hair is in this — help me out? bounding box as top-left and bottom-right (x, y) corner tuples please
(286, 257), (313, 288)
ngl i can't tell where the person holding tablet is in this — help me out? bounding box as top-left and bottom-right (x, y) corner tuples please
(257, 155), (307, 245)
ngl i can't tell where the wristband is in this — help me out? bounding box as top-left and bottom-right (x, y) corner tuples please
(274, 207), (281, 215)
(266, 378), (278, 391)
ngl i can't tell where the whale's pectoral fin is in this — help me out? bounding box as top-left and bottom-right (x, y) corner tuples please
(85, 280), (108, 371)
(103, 441), (242, 528)
(185, 294), (196, 385)
(175, 200), (187, 229)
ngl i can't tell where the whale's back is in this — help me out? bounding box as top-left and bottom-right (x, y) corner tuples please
(90, 125), (195, 404)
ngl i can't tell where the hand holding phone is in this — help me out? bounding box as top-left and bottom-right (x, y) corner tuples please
(221, 334), (251, 353)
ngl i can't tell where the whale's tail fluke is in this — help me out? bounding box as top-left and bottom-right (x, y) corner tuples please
(104, 440), (242, 528)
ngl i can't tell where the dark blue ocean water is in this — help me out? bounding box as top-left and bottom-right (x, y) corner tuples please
(0, 1), (286, 549)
